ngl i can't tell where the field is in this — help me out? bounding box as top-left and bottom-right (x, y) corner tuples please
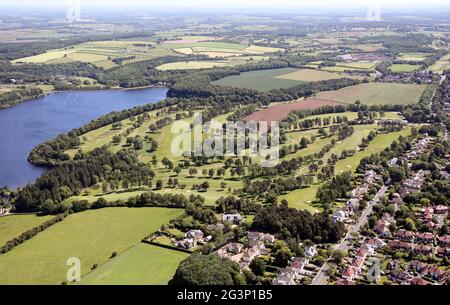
(429, 53), (450, 74)
(155, 56), (269, 70)
(0, 214), (53, 246)
(244, 98), (341, 123)
(212, 68), (361, 91)
(0, 208), (184, 284)
(396, 53), (431, 62)
(389, 64), (421, 72)
(79, 244), (188, 285)
(164, 41), (282, 58)
(12, 40), (179, 69)
(279, 184), (322, 213)
(315, 82), (427, 105)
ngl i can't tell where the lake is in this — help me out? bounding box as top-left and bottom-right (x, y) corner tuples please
(0, 87), (168, 189)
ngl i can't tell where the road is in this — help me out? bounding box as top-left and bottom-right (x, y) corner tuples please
(311, 185), (388, 285)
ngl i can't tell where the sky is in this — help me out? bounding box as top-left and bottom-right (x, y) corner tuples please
(2, 0), (450, 9)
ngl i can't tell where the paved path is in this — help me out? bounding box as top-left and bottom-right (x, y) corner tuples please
(311, 185), (387, 285)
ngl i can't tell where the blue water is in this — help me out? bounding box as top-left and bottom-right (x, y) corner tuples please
(0, 87), (168, 188)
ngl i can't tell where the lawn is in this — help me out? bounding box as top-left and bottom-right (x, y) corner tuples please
(389, 64), (421, 73)
(0, 207), (184, 284)
(79, 243), (188, 285)
(0, 214), (53, 246)
(315, 82), (426, 105)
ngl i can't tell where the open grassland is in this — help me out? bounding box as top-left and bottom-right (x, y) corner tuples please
(12, 40), (179, 69)
(334, 126), (413, 174)
(79, 244), (188, 285)
(0, 208), (184, 284)
(389, 64), (421, 72)
(429, 53), (450, 74)
(156, 61), (229, 70)
(315, 82), (426, 105)
(0, 214), (53, 246)
(275, 68), (364, 82)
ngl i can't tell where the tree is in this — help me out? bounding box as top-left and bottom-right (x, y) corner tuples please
(41, 199), (57, 214)
(174, 167), (182, 176)
(156, 179), (163, 190)
(331, 250), (346, 264)
(249, 258), (266, 276)
(388, 167), (406, 183)
(169, 254), (242, 285)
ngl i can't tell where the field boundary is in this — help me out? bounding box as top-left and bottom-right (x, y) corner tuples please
(141, 239), (193, 254)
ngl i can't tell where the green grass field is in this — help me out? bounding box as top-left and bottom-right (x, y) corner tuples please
(389, 64), (421, 72)
(156, 61), (229, 70)
(79, 244), (188, 285)
(279, 184), (322, 213)
(212, 68), (361, 91)
(0, 214), (53, 246)
(396, 53), (431, 62)
(316, 82), (426, 105)
(0, 207), (184, 284)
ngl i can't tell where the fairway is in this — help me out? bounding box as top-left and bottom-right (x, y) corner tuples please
(279, 184), (322, 213)
(80, 244), (188, 285)
(0, 214), (52, 246)
(0, 207), (184, 284)
(315, 82), (426, 105)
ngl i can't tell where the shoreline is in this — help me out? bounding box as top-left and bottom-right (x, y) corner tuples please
(0, 84), (169, 111)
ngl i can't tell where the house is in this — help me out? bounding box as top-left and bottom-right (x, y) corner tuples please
(342, 267), (356, 280)
(290, 258), (307, 274)
(227, 242), (244, 254)
(241, 247), (261, 263)
(389, 240), (415, 252)
(409, 260), (427, 273)
(436, 247), (450, 257)
(424, 265), (446, 281)
(175, 238), (196, 249)
(374, 221), (391, 237)
(351, 257), (365, 273)
(391, 193), (403, 205)
(395, 229), (415, 242)
(187, 229), (204, 241)
(222, 214), (242, 224)
(355, 247), (368, 260)
(438, 235), (450, 247)
(274, 268), (297, 285)
(206, 223), (225, 232)
(409, 277), (430, 285)
(304, 246), (317, 258)
(366, 238), (386, 250)
(388, 260), (400, 271)
(332, 210), (347, 223)
(247, 232), (276, 244)
(415, 244), (432, 256)
(415, 232), (435, 244)
(434, 205), (448, 214)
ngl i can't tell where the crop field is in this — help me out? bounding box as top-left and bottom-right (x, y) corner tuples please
(315, 82), (427, 105)
(12, 40), (179, 69)
(212, 68), (360, 91)
(396, 53), (431, 61)
(244, 98), (342, 123)
(0, 214), (53, 246)
(0, 208), (184, 284)
(79, 244), (188, 285)
(389, 64), (421, 72)
(155, 56), (269, 70)
(429, 53), (450, 74)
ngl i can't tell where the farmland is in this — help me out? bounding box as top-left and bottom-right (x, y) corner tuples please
(80, 244), (188, 285)
(389, 64), (421, 72)
(244, 98), (341, 122)
(315, 82), (427, 105)
(212, 68), (362, 91)
(429, 53), (450, 74)
(0, 208), (184, 284)
(0, 214), (53, 246)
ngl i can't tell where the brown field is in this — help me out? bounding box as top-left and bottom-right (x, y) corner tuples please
(244, 98), (341, 124)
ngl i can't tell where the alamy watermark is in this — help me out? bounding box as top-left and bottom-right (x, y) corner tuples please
(171, 113), (280, 167)
(367, 0), (382, 22)
(66, 257), (81, 282)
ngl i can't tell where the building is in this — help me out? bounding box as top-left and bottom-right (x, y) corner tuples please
(187, 229), (204, 241)
(222, 214), (242, 224)
(247, 232), (276, 244)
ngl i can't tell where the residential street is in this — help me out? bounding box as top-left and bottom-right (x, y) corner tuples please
(311, 185), (387, 285)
